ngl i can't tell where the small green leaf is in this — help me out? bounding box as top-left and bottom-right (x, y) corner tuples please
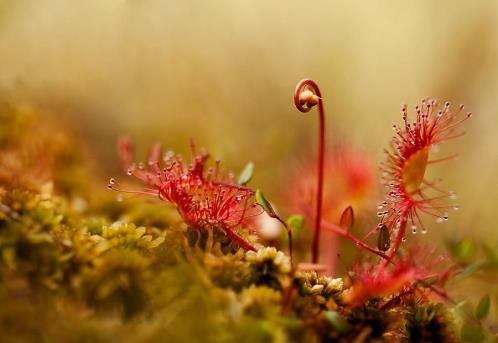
(287, 215), (304, 230)
(453, 239), (476, 264)
(455, 261), (484, 282)
(325, 311), (350, 334)
(237, 162), (254, 185)
(475, 294), (491, 320)
(255, 190), (276, 217)
(377, 224), (390, 252)
(460, 322), (484, 342)
(339, 206), (354, 230)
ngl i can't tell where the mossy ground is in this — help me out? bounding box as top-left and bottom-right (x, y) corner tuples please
(0, 103), (491, 343)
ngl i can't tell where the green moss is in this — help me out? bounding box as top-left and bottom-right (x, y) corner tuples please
(404, 303), (458, 343)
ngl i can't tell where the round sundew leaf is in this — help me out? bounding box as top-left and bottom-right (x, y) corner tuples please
(287, 214), (304, 231)
(475, 294), (491, 320)
(237, 162), (254, 186)
(339, 206), (354, 230)
(402, 146), (429, 193)
(255, 190), (276, 218)
(377, 224), (390, 252)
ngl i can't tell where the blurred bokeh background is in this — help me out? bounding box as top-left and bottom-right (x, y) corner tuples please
(0, 0), (497, 247)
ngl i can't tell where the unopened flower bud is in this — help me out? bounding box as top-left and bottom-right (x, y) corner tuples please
(299, 89), (320, 108)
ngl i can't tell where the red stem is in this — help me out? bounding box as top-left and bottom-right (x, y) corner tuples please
(294, 79), (325, 264)
(322, 221), (392, 262)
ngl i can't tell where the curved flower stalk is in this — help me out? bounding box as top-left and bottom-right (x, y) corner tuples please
(293, 80), (389, 265)
(294, 79), (326, 264)
(376, 100), (472, 261)
(108, 137), (261, 251)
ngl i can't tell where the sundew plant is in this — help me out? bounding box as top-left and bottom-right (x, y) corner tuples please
(0, 77), (496, 343)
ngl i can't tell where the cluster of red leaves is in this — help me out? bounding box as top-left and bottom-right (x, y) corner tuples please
(343, 249), (445, 307)
(109, 137), (260, 251)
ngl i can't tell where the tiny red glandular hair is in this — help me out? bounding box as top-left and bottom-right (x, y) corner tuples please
(108, 137), (260, 251)
(377, 99), (472, 237)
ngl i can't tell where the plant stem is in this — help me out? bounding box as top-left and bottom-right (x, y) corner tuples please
(294, 79), (325, 264)
(322, 221), (392, 262)
(275, 217), (293, 266)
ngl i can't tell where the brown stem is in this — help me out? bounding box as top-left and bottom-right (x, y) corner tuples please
(294, 79), (325, 264)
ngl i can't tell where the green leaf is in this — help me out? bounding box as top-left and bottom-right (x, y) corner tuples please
(325, 311), (350, 334)
(237, 162), (254, 185)
(453, 239), (476, 264)
(377, 224), (390, 252)
(455, 261), (484, 282)
(287, 215), (304, 230)
(475, 294), (491, 320)
(339, 206), (354, 230)
(460, 322), (484, 342)
(255, 190), (276, 218)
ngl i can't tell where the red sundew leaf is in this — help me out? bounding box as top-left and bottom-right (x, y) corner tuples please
(339, 206), (354, 230)
(111, 138), (259, 246)
(379, 101), (471, 247)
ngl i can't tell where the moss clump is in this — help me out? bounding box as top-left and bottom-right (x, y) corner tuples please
(403, 303), (458, 343)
